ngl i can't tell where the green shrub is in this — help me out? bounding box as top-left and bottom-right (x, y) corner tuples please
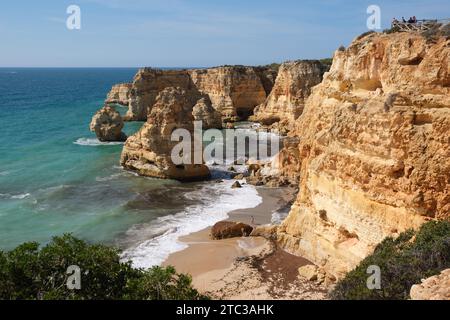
(0, 234), (207, 300)
(330, 220), (450, 300)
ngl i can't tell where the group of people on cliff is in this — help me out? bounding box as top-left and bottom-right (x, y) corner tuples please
(392, 16), (418, 25)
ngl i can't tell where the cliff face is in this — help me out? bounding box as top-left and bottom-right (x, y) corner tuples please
(276, 32), (450, 278)
(120, 87), (210, 181)
(126, 69), (193, 121)
(189, 66), (268, 122)
(117, 66), (274, 123)
(106, 83), (132, 106)
(251, 60), (328, 134)
(191, 96), (223, 129)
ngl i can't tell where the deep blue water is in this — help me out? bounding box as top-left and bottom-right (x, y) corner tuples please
(0, 68), (177, 249)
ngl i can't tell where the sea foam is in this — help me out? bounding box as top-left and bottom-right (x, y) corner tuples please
(73, 138), (124, 146)
(0, 193), (30, 200)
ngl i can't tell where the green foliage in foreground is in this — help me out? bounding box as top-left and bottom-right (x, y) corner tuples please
(330, 220), (450, 300)
(0, 234), (208, 300)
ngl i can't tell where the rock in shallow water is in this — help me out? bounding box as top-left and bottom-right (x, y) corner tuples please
(89, 105), (127, 142)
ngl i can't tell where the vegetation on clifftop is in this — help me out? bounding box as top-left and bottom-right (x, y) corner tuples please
(330, 220), (450, 300)
(0, 234), (207, 300)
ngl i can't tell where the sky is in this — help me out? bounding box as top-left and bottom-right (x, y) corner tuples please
(0, 0), (448, 67)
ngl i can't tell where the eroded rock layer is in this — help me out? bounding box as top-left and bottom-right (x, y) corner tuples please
(126, 69), (193, 121)
(120, 87), (210, 181)
(189, 66), (267, 122)
(105, 83), (132, 106)
(251, 60), (328, 134)
(276, 32), (450, 278)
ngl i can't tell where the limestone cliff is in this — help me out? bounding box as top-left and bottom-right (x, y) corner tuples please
(105, 83), (132, 106)
(189, 66), (268, 122)
(276, 31), (450, 278)
(120, 87), (210, 181)
(116, 66), (274, 123)
(251, 60), (328, 134)
(126, 68), (193, 121)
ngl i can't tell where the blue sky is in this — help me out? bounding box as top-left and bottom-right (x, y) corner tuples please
(1, 0), (448, 67)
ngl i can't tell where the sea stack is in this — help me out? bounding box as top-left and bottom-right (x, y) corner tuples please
(89, 105), (127, 142)
(120, 87), (211, 181)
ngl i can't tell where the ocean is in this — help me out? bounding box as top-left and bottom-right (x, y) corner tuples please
(0, 68), (263, 268)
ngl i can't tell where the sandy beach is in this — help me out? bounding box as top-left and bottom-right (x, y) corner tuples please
(164, 185), (329, 300)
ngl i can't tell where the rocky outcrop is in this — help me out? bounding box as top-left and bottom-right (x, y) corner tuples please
(211, 221), (253, 239)
(410, 269), (450, 300)
(192, 96), (222, 129)
(276, 31), (450, 279)
(115, 66), (275, 123)
(251, 60), (328, 134)
(120, 87), (210, 181)
(126, 68), (193, 121)
(89, 105), (127, 142)
(106, 83), (132, 106)
(189, 66), (268, 122)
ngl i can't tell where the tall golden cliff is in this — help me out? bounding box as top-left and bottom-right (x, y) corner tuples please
(276, 31), (450, 278)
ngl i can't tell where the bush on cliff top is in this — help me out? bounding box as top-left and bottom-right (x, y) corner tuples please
(330, 220), (450, 300)
(0, 234), (207, 300)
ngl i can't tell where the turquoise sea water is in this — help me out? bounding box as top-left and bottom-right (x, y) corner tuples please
(0, 68), (262, 266)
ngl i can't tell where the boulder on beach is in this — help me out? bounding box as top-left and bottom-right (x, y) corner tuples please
(211, 221), (253, 240)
